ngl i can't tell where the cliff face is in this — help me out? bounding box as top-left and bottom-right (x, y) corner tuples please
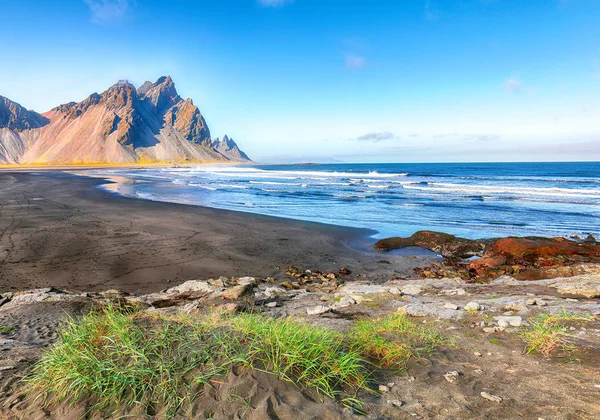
(0, 77), (251, 165)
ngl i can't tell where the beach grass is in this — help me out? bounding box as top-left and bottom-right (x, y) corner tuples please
(519, 309), (594, 357)
(351, 313), (447, 368)
(27, 306), (445, 417)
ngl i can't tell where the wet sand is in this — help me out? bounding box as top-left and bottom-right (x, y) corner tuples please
(0, 171), (436, 293)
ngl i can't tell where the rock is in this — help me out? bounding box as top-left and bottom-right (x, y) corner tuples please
(494, 316), (522, 327)
(374, 231), (484, 259)
(480, 392), (503, 403)
(331, 297), (356, 309)
(220, 284), (253, 300)
(465, 301), (481, 311)
(237, 276), (257, 286)
(167, 281), (216, 295)
(550, 278), (600, 298)
(444, 303), (459, 310)
(444, 371), (460, 383)
(338, 268), (351, 276)
(265, 302), (278, 308)
(263, 287), (288, 298)
(474, 352), (482, 357)
(306, 305), (330, 316)
(387, 400), (404, 408)
(379, 385), (390, 392)
(401, 285), (423, 296)
(483, 327), (498, 333)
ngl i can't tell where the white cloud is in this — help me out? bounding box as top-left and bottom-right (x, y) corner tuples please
(354, 132), (396, 142)
(345, 53), (366, 69)
(84, 0), (132, 24)
(504, 76), (522, 93)
(258, 0), (293, 7)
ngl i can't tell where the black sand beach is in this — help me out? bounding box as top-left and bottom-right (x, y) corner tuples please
(0, 171), (435, 293)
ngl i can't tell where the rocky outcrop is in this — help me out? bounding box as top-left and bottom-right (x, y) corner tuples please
(376, 231), (600, 282)
(375, 231), (485, 260)
(0, 77), (251, 165)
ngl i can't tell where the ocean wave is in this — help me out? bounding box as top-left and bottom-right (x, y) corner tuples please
(189, 183), (217, 190)
(403, 182), (600, 198)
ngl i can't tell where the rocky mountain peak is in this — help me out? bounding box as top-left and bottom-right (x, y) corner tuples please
(212, 134), (251, 161)
(141, 76), (181, 115)
(0, 95), (48, 131)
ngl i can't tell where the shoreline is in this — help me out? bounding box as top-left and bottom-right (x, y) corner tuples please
(0, 170), (438, 294)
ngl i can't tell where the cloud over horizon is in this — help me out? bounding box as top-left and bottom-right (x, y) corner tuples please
(84, 0), (132, 24)
(354, 132), (396, 142)
(504, 76), (522, 93)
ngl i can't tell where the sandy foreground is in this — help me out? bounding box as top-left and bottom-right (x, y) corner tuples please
(0, 171), (599, 419)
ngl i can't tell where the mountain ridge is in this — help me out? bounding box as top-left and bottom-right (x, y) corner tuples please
(0, 77), (251, 165)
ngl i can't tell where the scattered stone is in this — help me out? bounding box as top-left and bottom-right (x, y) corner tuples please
(306, 305), (330, 316)
(387, 400), (404, 408)
(494, 316), (522, 327)
(386, 382), (395, 389)
(265, 302), (278, 308)
(474, 352), (482, 357)
(483, 327), (499, 333)
(379, 385), (390, 392)
(444, 371), (460, 383)
(237, 276), (257, 286)
(465, 301), (481, 311)
(481, 392), (503, 403)
(443, 303), (459, 310)
(338, 268), (351, 276)
(220, 284), (253, 300)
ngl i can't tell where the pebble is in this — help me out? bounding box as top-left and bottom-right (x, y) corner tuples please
(387, 382), (395, 389)
(444, 371), (460, 383)
(379, 385), (390, 392)
(465, 301), (481, 311)
(387, 400), (404, 408)
(494, 316), (522, 327)
(473, 352), (482, 357)
(265, 302), (278, 308)
(481, 391), (503, 403)
(444, 303), (459, 310)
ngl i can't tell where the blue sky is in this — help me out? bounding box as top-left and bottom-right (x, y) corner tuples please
(1, 0), (599, 162)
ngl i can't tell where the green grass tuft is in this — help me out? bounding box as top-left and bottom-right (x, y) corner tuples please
(0, 325), (16, 333)
(519, 309), (594, 357)
(350, 312), (447, 368)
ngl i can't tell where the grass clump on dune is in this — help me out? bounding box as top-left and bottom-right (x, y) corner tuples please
(351, 313), (447, 368)
(519, 309), (594, 357)
(27, 306), (446, 417)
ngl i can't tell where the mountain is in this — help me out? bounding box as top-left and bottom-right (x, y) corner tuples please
(212, 135), (251, 161)
(0, 77), (251, 165)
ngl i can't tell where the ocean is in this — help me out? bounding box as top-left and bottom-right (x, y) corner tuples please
(90, 162), (600, 240)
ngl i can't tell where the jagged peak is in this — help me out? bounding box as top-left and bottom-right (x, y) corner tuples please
(0, 95), (49, 130)
(141, 75), (181, 115)
(137, 81), (153, 96)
